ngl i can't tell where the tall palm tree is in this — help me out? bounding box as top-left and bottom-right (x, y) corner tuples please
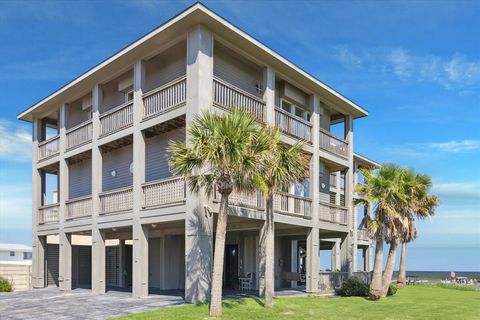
(168, 110), (270, 318)
(380, 171), (439, 296)
(255, 127), (310, 308)
(355, 164), (406, 300)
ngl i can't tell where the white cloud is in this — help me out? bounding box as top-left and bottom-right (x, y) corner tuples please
(0, 119), (31, 162)
(332, 45), (480, 92)
(427, 140), (480, 153)
(431, 182), (480, 200)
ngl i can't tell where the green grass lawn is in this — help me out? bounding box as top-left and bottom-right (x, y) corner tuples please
(114, 286), (480, 320)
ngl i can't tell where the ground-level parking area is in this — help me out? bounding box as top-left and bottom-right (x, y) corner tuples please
(0, 287), (185, 320)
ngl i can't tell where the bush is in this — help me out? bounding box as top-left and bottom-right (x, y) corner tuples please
(338, 277), (369, 297)
(387, 283), (398, 296)
(0, 277), (13, 292)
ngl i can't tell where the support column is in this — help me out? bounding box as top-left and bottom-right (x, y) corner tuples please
(91, 84), (106, 294)
(132, 60), (149, 298)
(332, 239), (341, 272)
(118, 240), (125, 288)
(306, 227), (319, 292)
(184, 25), (214, 303)
(58, 104), (72, 291)
(343, 115), (356, 275)
(31, 118), (46, 288)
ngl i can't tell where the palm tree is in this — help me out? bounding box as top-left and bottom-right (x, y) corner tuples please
(355, 164), (406, 300)
(255, 127), (310, 308)
(380, 171), (439, 296)
(168, 110), (270, 318)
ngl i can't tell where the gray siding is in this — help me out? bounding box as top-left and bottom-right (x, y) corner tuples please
(69, 159), (92, 199)
(214, 43), (263, 98)
(101, 70), (132, 113)
(102, 145), (133, 192)
(145, 128), (185, 182)
(145, 41), (186, 93)
(148, 236), (185, 290)
(67, 99), (91, 129)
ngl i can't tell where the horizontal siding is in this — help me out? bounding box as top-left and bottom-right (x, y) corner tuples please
(145, 41), (186, 93)
(101, 70), (132, 113)
(102, 144), (133, 192)
(214, 43), (263, 98)
(67, 101), (91, 129)
(145, 128), (185, 182)
(69, 159), (92, 199)
(0, 264), (31, 291)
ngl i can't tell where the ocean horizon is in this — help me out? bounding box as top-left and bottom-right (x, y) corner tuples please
(392, 271), (480, 282)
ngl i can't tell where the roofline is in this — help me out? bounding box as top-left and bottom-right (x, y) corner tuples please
(18, 2), (368, 121)
(354, 152), (381, 169)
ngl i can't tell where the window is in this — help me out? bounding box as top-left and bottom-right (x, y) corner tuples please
(280, 98), (310, 121)
(23, 252), (32, 260)
(125, 90), (134, 103)
(10, 251), (15, 257)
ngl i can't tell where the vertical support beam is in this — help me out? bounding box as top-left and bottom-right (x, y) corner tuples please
(31, 119), (46, 288)
(58, 103), (72, 291)
(184, 25), (214, 303)
(310, 94), (320, 221)
(344, 114), (356, 275)
(132, 60), (149, 298)
(263, 66), (275, 124)
(91, 84), (106, 294)
(118, 240), (125, 288)
(332, 239), (341, 272)
(306, 227), (319, 292)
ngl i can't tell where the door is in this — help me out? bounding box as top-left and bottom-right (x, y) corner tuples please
(46, 244), (59, 287)
(224, 244), (239, 289)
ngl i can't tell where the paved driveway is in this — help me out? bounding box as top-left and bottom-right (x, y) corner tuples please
(0, 287), (185, 320)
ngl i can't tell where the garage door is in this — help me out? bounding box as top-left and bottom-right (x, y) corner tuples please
(46, 244), (59, 287)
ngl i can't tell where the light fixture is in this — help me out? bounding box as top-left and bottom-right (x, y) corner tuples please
(112, 228), (117, 232)
(151, 224), (157, 228)
(111, 170), (117, 177)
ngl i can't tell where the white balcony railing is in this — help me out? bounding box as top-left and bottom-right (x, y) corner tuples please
(214, 189), (264, 210)
(143, 77), (186, 119)
(319, 201), (348, 225)
(99, 186), (133, 214)
(319, 129), (348, 158)
(318, 272), (348, 292)
(213, 77), (265, 121)
(38, 135), (59, 161)
(99, 102), (133, 136)
(66, 196), (92, 219)
(142, 177), (185, 208)
(274, 193), (312, 218)
(274, 107), (312, 141)
(66, 120), (93, 150)
(38, 203), (59, 224)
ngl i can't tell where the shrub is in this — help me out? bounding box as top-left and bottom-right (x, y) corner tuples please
(387, 283), (398, 296)
(0, 277), (13, 292)
(338, 277), (368, 297)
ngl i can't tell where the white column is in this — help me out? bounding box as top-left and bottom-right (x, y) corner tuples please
(306, 227), (319, 292)
(58, 104), (72, 291)
(184, 25), (214, 303)
(132, 60), (149, 298)
(91, 84), (106, 294)
(31, 119), (46, 288)
(344, 115), (356, 275)
(290, 240), (298, 288)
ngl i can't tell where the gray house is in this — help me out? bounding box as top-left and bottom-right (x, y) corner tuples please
(18, 3), (378, 302)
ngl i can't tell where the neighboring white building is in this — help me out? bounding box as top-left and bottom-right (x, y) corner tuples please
(0, 243), (32, 264)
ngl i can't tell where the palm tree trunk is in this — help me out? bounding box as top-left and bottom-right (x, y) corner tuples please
(209, 194), (229, 318)
(369, 239), (383, 300)
(264, 195), (275, 308)
(381, 241), (398, 297)
(397, 242), (407, 288)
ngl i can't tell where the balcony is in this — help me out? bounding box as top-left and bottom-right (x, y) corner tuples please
(357, 228), (371, 241)
(99, 186), (133, 214)
(274, 107), (312, 142)
(38, 203), (59, 224)
(38, 136), (59, 161)
(142, 177), (186, 208)
(66, 120), (93, 150)
(318, 201), (348, 225)
(99, 102), (133, 137)
(143, 77), (186, 119)
(319, 129), (348, 159)
(66, 196), (92, 219)
(213, 77), (265, 121)
(274, 193), (312, 219)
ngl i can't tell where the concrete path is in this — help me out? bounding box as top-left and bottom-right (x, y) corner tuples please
(0, 287), (185, 320)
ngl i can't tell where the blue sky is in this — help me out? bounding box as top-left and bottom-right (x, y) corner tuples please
(0, 1), (478, 271)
